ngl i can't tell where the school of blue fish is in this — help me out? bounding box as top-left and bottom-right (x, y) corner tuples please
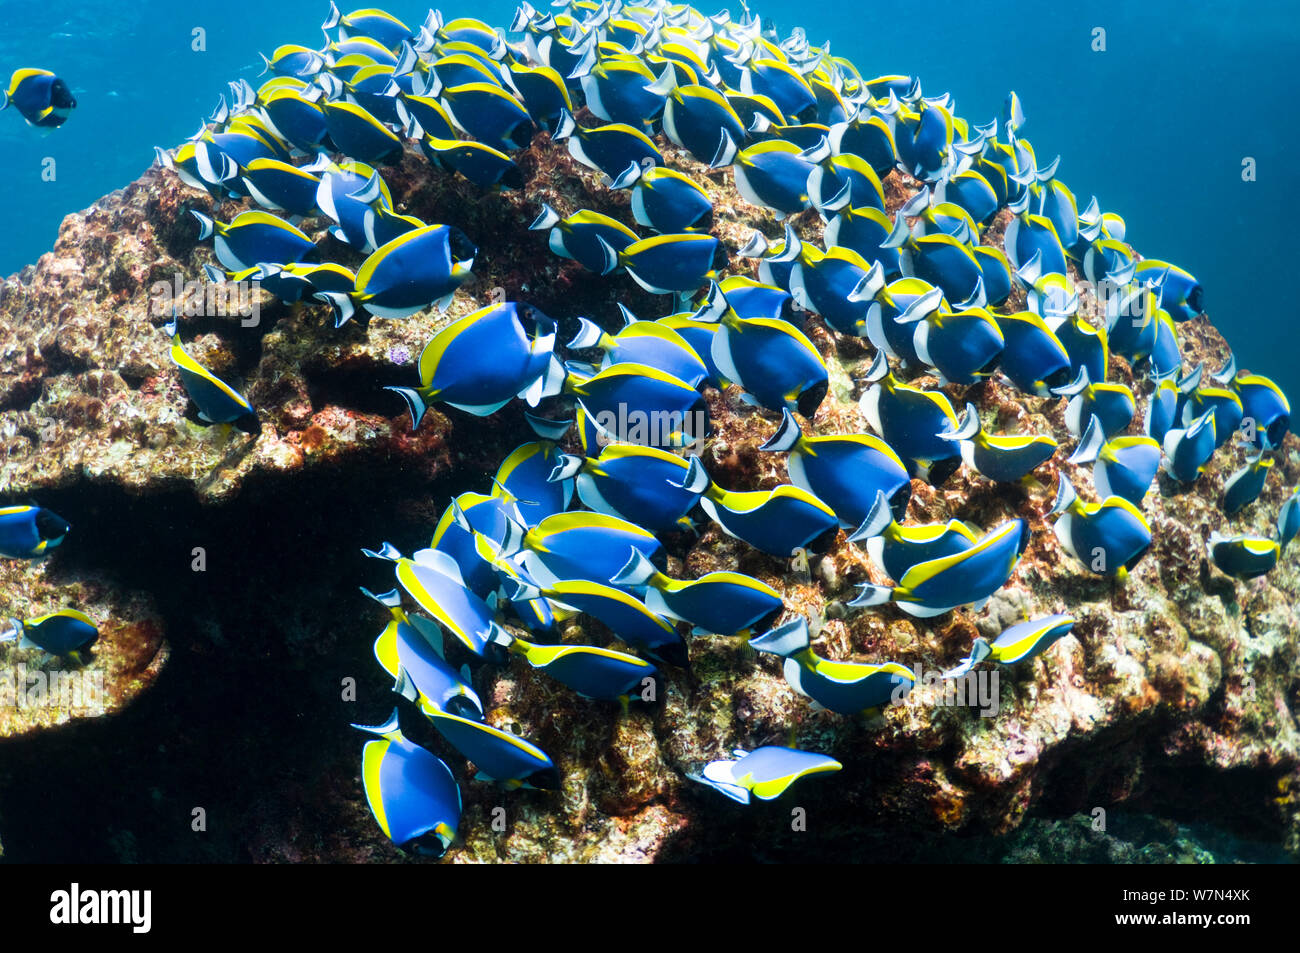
(140, 0), (1297, 857)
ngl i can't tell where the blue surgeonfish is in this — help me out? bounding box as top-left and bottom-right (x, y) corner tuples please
(385, 301), (558, 425)
(807, 152), (886, 215)
(552, 109), (663, 179)
(423, 705), (559, 790)
(353, 709), (461, 856)
(531, 204), (638, 274)
(848, 489), (980, 583)
(493, 510), (666, 593)
(854, 273), (945, 366)
(691, 746), (842, 804)
(1277, 488), (1300, 550)
(1206, 533), (1279, 580)
(712, 273), (796, 322)
(823, 207), (900, 279)
(700, 481), (840, 557)
(238, 157), (325, 217)
(939, 402), (1057, 482)
(317, 223), (476, 324)
(993, 310), (1072, 396)
(0, 609), (97, 657)
(511, 574), (688, 667)
(322, 99), (403, 163)
(1003, 191), (1067, 275)
(0, 505), (69, 559)
(2, 69), (76, 129)
(601, 233), (722, 296)
(882, 215), (986, 309)
(850, 518), (1030, 617)
(439, 83), (535, 151)
(577, 55), (667, 131)
(1053, 367), (1135, 439)
(1215, 353), (1291, 450)
(363, 588), (483, 719)
(859, 350), (961, 484)
(362, 543), (506, 657)
(658, 313), (728, 387)
(1049, 474), (1151, 578)
(192, 209), (315, 273)
(313, 160), (393, 251)
(488, 629), (658, 705)
(699, 291), (827, 416)
(888, 96), (953, 180)
(551, 447), (708, 535)
(1180, 379), (1242, 451)
(942, 614), (1075, 678)
(1222, 451), (1272, 516)
(1161, 409), (1217, 483)
(420, 136), (525, 189)
(732, 138), (826, 217)
(788, 246), (879, 337)
(614, 164), (714, 233)
(568, 315), (708, 389)
(164, 319), (260, 435)
(1146, 376), (1180, 445)
(259, 45), (327, 78)
(612, 550), (783, 637)
(901, 305), (1004, 386)
(493, 442), (572, 527)
(761, 409), (911, 528)
(563, 362), (709, 450)
(1049, 312), (1109, 386)
(749, 617), (915, 713)
(430, 491), (523, 600)
(660, 82), (745, 165)
(827, 112), (897, 178)
(1068, 415), (1161, 504)
(504, 61), (572, 132)
(323, 4), (414, 47)
(1134, 259), (1204, 323)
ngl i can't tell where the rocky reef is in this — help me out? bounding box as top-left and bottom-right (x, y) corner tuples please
(0, 107), (1296, 863)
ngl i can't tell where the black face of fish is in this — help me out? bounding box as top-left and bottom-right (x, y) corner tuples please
(927, 457), (961, 488)
(529, 766), (562, 791)
(35, 508), (71, 540)
(404, 832), (450, 858)
(795, 381), (827, 420)
(447, 227), (477, 263)
(655, 640), (691, 670)
(807, 524), (839, 556)
(49, 78), (76, 110)
(887, 485), (911, 524)
(500, 165), (526, 190)
(711, 241), (730, 273)
(508, 122), (536, 150)
(445, 695), (483, 719)
(1187, 285), (1205, 315)
(235, 412), (263, 436)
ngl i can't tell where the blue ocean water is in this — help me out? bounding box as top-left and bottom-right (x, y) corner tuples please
(0, 0), (1296, 403)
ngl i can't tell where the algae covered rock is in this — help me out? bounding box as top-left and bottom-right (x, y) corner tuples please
(0, 1), (1297, 864)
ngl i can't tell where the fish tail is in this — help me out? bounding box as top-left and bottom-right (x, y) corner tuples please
(361, 542), (404, 563)
(667, 455), (710, 494)
(190, 209), (215, 240)
(748, 616), (811, 658)
(384, 386), (428, 430)
(610, 549), (661, 588)
(313, 290), (356, 327)
(350, 706), (404, 742)
(321, 0), (341, 31)
(758, 408), (802, 453)
(847, 583), (892, 608)
(847, 490), (894, 543)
